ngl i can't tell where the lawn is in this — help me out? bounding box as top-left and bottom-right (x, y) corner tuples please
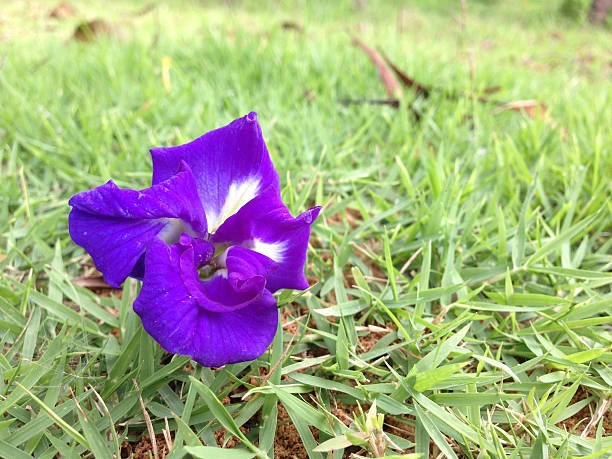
(0, 0), (611, 458)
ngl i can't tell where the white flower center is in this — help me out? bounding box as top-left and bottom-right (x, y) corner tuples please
(206, 177), (261, 233)
(249, 239), (286, 262)
(158, 218), (193, 243)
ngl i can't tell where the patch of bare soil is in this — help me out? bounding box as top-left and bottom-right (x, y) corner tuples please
(274, 403), (317, 459)
(126, 433), (171, 459)
(352, 237), (386, 281)
(214, 426), (248, 448)
(357, 324), (396, 353)
(385, 414), (415, 442)
(555, 388), (612, 437)
(330, 399), (359, 427)
(324, 207), (362, 230)
(281, 304), (304, 336)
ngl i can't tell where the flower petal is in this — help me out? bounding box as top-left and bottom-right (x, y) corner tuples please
(213, 191), (321, 292)
(134, 237), (277, 367)
(68, 162), (206, 288)
(150, 112), (280, 233)
(225, 245), (278, 295)
(177, 232), (215, 268)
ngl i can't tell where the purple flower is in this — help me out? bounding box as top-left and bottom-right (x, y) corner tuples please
(68, 112), (320, 367)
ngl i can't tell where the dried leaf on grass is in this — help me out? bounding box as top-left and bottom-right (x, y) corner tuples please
(380, 50), (430, 98)
(49, 2), (75, 20)
(351, 36), (501, 115)
(338, 98), (400, 108)
(483, 86), (501, 94)
(281, 22), (302, 32)
(494, 100), (548, 118)
(382, 48), (501, 101)
(71, 275), (112, 289)
(352, 36), (403, 98)
(494, 99), (567, 137)
(134, 4), (156, 17)
(73, 19), (115, 42)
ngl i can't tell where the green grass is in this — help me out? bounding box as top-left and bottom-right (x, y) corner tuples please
(1, 0), (611, 457)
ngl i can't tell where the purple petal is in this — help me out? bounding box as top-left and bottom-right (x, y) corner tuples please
(225, 245), (278, 295)
(134, 237), (277, 367)
(213, 191), (321, 293)
(150, 112), (280, 233)
(178, 233), (215, 268)
(68, 163), (206, 288)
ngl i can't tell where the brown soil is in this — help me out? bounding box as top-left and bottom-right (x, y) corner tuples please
(555, 388), (612, 437)
(183, 363), (195, 373)
(324, 206), (362, 230)
(281, 305), (302, 336)
(358, 331), (385, 353)
(330, 400), (358, 426)
(119, 403), (473, 459)
(110, 328), (121, 340)
(214, 426), (248, 448)
(385, 414), (415, 442)
(352, 237), (386, 281)
(126, 433), (171, 459)
(274, 403), (317, 459)
(357, 324), (396, 353)
(345, 207), (363, 229)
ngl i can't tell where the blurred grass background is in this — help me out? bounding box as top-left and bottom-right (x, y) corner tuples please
(0, 1), (611, 458)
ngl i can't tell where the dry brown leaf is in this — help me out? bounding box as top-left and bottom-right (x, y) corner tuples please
(380, 48), (501, 103)
(495, 100), (568, 138)
(339, 98), (400, 108)
(134, 4), (155, 17)
(483, 86), (501, 94)
(137, 100), (154, 113)
(495, 99), (548, 118)
(72, 275), (111, 289)
(49, 2), (75, 20)
(380, 50), (430, 98)
(589, 0), (612, 24)
(73, 19), (114, 42)
(352, 36), (403, 98)
(281, 21), (302, 32)
(303, 89), (315, 101)
(523, 57), (554, 73)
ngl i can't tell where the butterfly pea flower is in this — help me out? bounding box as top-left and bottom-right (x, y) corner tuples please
(68, 112), (320, 367)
